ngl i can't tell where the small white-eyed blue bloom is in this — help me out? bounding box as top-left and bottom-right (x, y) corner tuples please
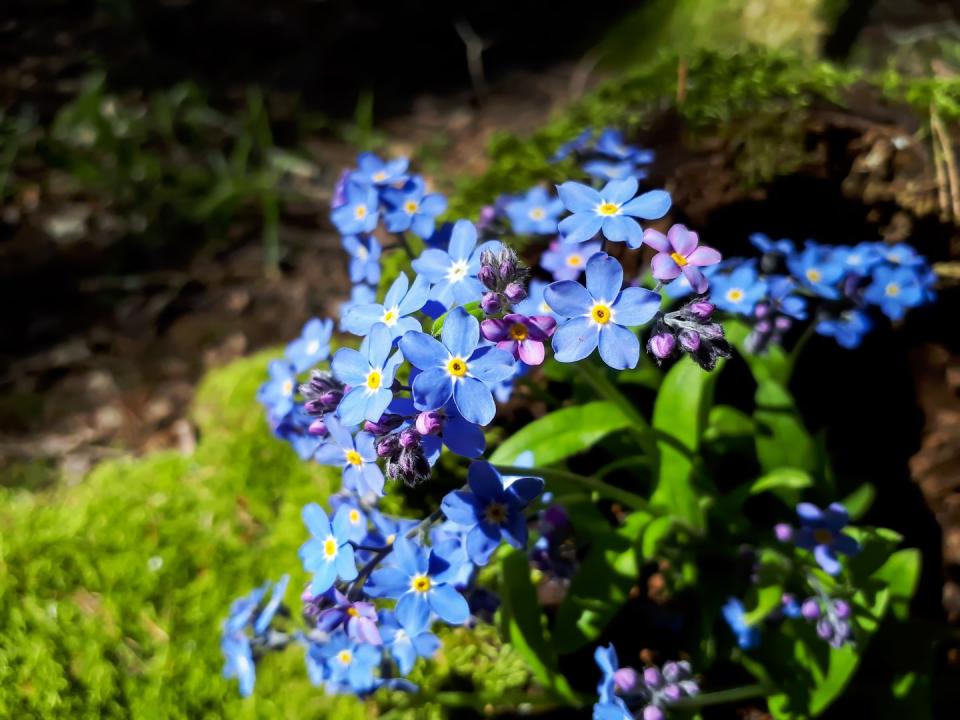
(332, 323), (404, 425)
(342, 271), (429, 340)
(556, 177), (671, 247)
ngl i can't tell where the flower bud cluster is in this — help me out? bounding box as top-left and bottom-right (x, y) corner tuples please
(800, 596), (853, 648)
(646, 298), (732, 370)
(479, 246), (529, 314)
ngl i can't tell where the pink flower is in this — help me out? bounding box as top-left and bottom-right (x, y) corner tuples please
(480, 313), (556, 366)
(643, 224), (721, 293)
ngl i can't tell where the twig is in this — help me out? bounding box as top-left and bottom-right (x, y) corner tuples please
(454, 19), (491, 104)
(931, 106), (960, 223)
(931, 103), (953, 221)
(676, 57), (688, 105)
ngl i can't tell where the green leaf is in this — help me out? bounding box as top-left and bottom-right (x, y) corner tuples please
(704, 404), (754, 441)
(431, 301), (483, 336)
(650, 357), (722, 530)
(754, 380), (817, 475)
(841, 483), (875, 521)
(744, 583), (783, 625)
(498, 550), (579, 704)
(489, 401), (631, 466)
(749, 467), (813, 496)
(641, 515), (676, 558)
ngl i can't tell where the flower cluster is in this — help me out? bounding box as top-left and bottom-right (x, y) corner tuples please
(594, 645), (699, 720)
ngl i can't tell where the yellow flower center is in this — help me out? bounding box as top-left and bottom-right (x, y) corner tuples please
(885, 282), (900, 297)
(528, 207), (546, 220)
(345, 449), (364, 466)
(347, 606), (360, 617)
(590, 303), (613, 325)
(349, 509), (361, 524)
(447, 357), (468, 378)
(670, 252), (688, 267)
(484, 502), (507, 524)
(366, 370), (382, 391)
(354, 204), (368, 220)
(403, 200), (419, 214)
(323, 537), (338, 559)
(509, 324), (529, 341)
(539, 301), (552, 314)
(726, 288), (744, 303)
(805, 268), (822, 283)
(566, 254), (583, 267)
(813, 529), (834, 545)
(281, 379), (294, 396)
(385, 533), (396, 545)
(382, 308), (398, 326)
(596, 202), (620, 216)
(337, 650), (353, 665)
(411, 575), (432, 593)
(372, 171), (387, 182)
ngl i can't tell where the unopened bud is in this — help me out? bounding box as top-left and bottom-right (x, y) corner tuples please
(774, 523), (793, 543)
(415, 411), (443, 435)
(399, 428), (421, 449)
(679, 330), (701, 352)
(478, 265), (498, 291)
(698, 322), (724, 340)
(376, 434), (400, 458)
(642, 706), (665, 720)
(364, 413), (403, 435)
(833, 600), (851, 619)
(499, 260), (516, 280)
(643, 667), (664, 689)
(308, 418), (329, 437)
(503, 283), (527, 303)
(661, 684), (683, 703)
(688, 300), (715, 319)
(480, 292), (501, 314)
(648, 332), (676, 360)
(801, 598), (821, 620)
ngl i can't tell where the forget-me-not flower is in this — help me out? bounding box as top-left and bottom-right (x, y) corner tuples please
(342, 234), (381, 285)
(299, 503), (359, 594)
(383, 176), (448, 238)
(722, 597), (761, 649)
(332, 182), (379, 235)
(816, 309), (872, 349)
(541, 239), (602, 281)
(258, 360), (298, 419)
(315, 416), (385, 496)
(864, 265), (924, 320)
(352, 151), (409, 186)
(709, 263), (767, 315)
(314, 631), (382, 694)
(342, 271), (429, 339)
(399, 307), (515, 425)
(556, 177), (671, 247)
(379, 609), (441, 676)
(791, 502), (860, 575)
(285, 318), (334, 373)
(643, 224), (722, 293)
(545, 252), (661, 369)
(332, 323), (404, 425)
(411, 219), (499, 307)
(504, 186), (564, 235)
(787, 243), (845, 299)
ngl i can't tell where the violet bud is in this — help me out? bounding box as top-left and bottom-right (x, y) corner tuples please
(399, 428), (421, 449)
(816, 617), (834, 640)
(643, 706), (665, 720)
(478, 265), (498, 291)
(661, 684), (683, 703)
(364, 413), (402, 435)
(801, 598), (821, 620)
(376, 434), (399, 458)
(499, 260), (516, 279)
(613, 667), (639, 693)
(833, 600), (851, 619)
(755, 302), (770, 319)
(775, 316), (792, 331)
(643, 666), (664, 689)
(308, 418), (329, 437)
(503, 282), (527, 303)
(480, 292), (501, 314)
(755, 320), (772, 333)
(678, 680), (700, 697)
(697, 322), (725, 340)
(688, 300), (715, 319)
(774, 523), (794, 543)
(648, 332), (676, 359)
(477, 204), (496, 230)
(415, 411), (443, 435)
(678, 329), (701, 352)
(662, 661), (682, 683)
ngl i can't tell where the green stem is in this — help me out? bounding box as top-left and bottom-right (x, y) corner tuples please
(575, 360), (658, 459)
(787, 320), (816, 379)
(672, 683), (768, 710)
(493, 464), (650, 511)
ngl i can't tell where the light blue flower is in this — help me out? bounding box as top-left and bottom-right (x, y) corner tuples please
(285, 318), (334, 372)
(315, 417), (385, 496)
(313, 631), (382, 694)
(298, 503), (358, 595)
(352, 151), (409, 186)
(332, 323), (404, 425)
(332, 182), (379, 235)
(383, 176), (448, 238)
(841, 241), (884, 275)
(342, 271), (429, 339)
(340, 284), (377, 330)
(722, 598), (760, 649)
(816, 309), (872, 349)
(556, 178), (671, 247)
(545, 252), (660, 370)
(411, 219), (498, 308)
(398, 307), (515, 425)
(864, 265), (924, 320)
(786, 243), (845, 299)
(342, 234), (381, 285)
(505, 186), (564, 235)
(710, 263), (768, 315)
(379, 609), (441, 676)
(257, 360), (298, 419)
(541, 239), (602, 281)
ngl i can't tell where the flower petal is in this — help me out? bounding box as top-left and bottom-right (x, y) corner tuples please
(556, 181), (602, 213)
(428, 584), (470, 624)
(302, 503), (331, 538)
(441, 307), (480, 359)
(642, 228), (671, 253)
(558, 212), (603, 245)
(399, 331), (447, 370)
(544, 280), (592, 318)
(601, 177), (638, 205)
(453, 376), (496, 425)
(411, 368), (454, 411)
(598, 324), (640, 370)
(447, 219), (477, 260)
(332, 348), (369, 386)
(601, 216), (643, 247)
(586, 253), (623, 302)
(619, 189), (672, 219)
(612, 287), (661, 326)
(651, 253), (682, 281)
(687, 245), (722, 267)
(551, 316), (600, 363)
(667, 225), (698, 256)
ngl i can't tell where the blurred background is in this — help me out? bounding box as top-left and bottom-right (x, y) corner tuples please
(3, 0), (960, 717)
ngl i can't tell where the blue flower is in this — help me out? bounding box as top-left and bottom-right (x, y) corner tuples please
(313, 631), (383, 694)
(380, 609), (441, 676)
(816, 309), (872, 349)
(710, 263), (767, 315)
(411, 219), (498, 307)
(382, 176), (448, 238)
(749, 233), (795, 256)
(405, 396), (486, 460)
(369, 536), (470, 628)
(399, 307), (515, 425)
(766, 276), (808, 320)
(315, 417), (385, 496)
(551, 128), (593, 161)
(342, 271), (429, 340)
(352, 151), (409, 186)
(583, 158), (648, 182)
(285, 318), (334, 373)
(883, 242), (925, 267)
(221, 575), (290, 697)
(342, 234), (382, 285)
(440, 461), (545, 565)
(328, 494), (369, 543)
(340, 284), (377, 330)
(221, 633), (255, 697)
(332, 182), (379, 235)
(864, 265), (924, 320)
(841, 241), (884, 275)
(513, 278), (557, 318)
(298, 503), (359, 594)
(723, 597), (760, 649)
(316, 587), (382, 645)
(592, 645), (633, 719)
(556, 178), (671, 247)
(545, 252), (661, 370)
(367, 509), (418, 548)
(258, 360), (298, 419)
(786, 243), (845, 299)
(793, 502), (860, 575)
(332, 324), (404, 425)
(505, 186), (565, 235)
(595, 128), (653, 163)
(541, 238), (602, 281)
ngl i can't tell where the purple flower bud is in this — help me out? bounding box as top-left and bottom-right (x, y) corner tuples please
(801, 598), (821, 620)
(643, 706), (665, 720)
(816, 617), (834, 641)
(755, 320), (771, 333)
(415, 411), (443, 435)
(678, 329), (701, 352)
(774, 523), (794, 543)
(661, 684), (683, 703)
(308, 418), (329, 437)
(698, 322), (725, 340)
(774, 316), (792, 331)
(662, 661), (682, 683)
(688, 301), (715, 319)
(648, 332), (676, 359)
(364, 413), (403, 435)
(480, 292), (501, 314)
(499, 260), (516, 279)
(503, 282), (527, 303)
(831, 619), (851, 647)
(376, 434), (400, 458)
(678, 680), (700, 697)
(477, 204), (496, 230)
(478, 266), (498, 291)
(755, 302), (770, 319)
(613, 667), (639, 693)
(643, 666), (664, 689)
(399, 428), (421, 449)
(833, 600), (851, 619)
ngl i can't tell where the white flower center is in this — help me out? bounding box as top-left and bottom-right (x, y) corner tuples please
(446, 259), (470, 284)
(306, 340), (320, 355)
(382, 306), (399, 326)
